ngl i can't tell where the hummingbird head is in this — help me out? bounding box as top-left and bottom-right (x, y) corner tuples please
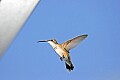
(37, 39), (58, 44)
(49, 39), (58, 44)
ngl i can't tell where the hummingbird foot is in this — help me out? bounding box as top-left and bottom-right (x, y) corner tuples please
(60, 57), (63, 61)
(60, 55), (65, 61)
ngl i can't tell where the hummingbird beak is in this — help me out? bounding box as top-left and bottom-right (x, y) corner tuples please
(37, 40), (48, 43)
(37, 39), (52, 43)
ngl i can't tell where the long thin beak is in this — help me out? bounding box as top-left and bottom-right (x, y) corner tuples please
(37, 40), (48, 43)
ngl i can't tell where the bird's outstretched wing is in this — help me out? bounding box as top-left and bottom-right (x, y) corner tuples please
(61, 34), (88, 51)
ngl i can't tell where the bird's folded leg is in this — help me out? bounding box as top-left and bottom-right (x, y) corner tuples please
(60, 57), (63, 61)
(60, 55), (65, 61)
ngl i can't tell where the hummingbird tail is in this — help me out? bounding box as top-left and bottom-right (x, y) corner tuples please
(65, 62), (74, 72)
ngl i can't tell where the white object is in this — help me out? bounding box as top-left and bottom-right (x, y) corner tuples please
(0, 0), (40, 57)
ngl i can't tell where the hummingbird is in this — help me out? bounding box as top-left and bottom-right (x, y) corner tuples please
(37, 34), (88, 72)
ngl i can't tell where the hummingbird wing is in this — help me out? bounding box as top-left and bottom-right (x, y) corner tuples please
(61, 34), (88, 51)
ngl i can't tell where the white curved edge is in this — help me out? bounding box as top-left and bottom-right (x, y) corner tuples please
(0, 0), (40, 57)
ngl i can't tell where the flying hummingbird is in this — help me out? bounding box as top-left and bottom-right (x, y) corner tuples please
(37, 34), (88, 72)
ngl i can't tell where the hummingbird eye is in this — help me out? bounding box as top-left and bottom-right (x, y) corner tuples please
(50, 39), (56, 42)
(50, 39), (54, 41)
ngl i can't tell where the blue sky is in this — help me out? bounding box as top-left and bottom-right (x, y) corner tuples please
(0, 0), (120, 80)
